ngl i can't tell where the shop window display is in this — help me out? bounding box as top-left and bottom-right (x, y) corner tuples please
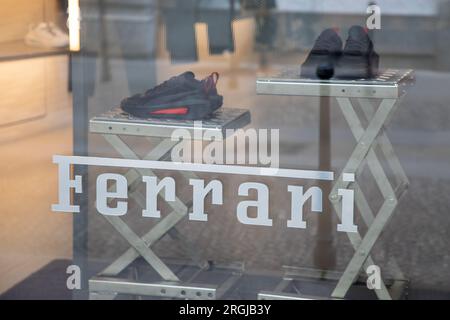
(1, 0), (450, 302)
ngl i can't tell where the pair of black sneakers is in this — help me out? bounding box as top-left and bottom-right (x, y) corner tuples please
(301, 25), (379, 80)
(121, 71), (223, 120)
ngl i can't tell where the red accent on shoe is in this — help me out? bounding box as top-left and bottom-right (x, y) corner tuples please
(332, 27), (340, 33)
(363, 27), (369, 34)
(150, 107), (188, 115)
(203, 72), (220, 94)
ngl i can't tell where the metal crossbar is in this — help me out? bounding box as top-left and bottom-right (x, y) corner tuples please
(330, 97), (408, 299)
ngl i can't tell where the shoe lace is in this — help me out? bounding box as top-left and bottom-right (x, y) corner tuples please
(144, 75), (183, 96)
(143, 72), (219, 97)
(312, 30), (341, 53)
(345, 27), (372, 54)
(313, 40), (334, 53)
(345, 38), (370, 53)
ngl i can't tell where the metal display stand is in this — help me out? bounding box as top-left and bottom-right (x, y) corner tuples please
(256, 69), (415, 300)
(88, 107), (251, 300)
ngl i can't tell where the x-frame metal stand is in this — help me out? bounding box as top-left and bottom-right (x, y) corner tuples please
(256, 69), (414, 300)
(88, 108), (250, 300)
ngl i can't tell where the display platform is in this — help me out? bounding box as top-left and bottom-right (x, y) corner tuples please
(256, 69), (415, 98)
(90, 107), (251, 140)
(256, 68), (415, 300)
(87, 107), (251, 300)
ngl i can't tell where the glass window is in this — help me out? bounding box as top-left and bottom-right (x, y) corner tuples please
(1, 0), (450, 300)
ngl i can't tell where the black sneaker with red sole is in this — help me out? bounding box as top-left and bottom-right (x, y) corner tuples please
(300, 28), (342, 80)
(335, 25), (379, 79)
(120, 71), (223, 120)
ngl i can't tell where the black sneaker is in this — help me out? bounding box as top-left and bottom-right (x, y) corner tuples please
(120, 71), (223, 120)
(335, 25), (379, 79)
(300, 28), (342, 80)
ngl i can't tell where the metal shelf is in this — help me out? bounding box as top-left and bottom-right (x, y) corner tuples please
(90, 107), (251, 140)
(0, 40), (69, 63)
(256, 69), (415, 99)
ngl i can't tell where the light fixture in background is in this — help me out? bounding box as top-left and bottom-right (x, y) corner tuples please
(68, 0), (80, 51)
